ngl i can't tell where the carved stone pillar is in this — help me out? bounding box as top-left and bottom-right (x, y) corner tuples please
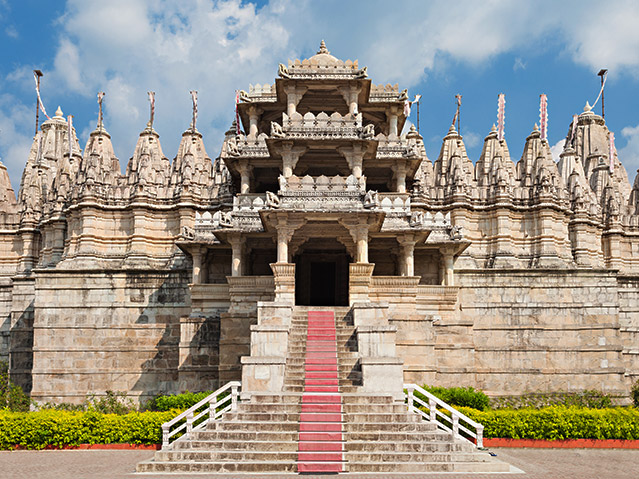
(339, 144), (366, 179)
(398, 234), (416, 276)
(339, 84), (362, 115)
(393, 161), (407, 193)
(356, 226), (369, 264)
(191, 246), (206, 284)
(280, 142), (307, 178)
(273, 212), (305, 263)
(248, 106), (262, 139)
(228, 233), (245, 276)
(389, 107), (400, 136)
(237, 160), (252, 194)
(440, 247), (455, 286)
(283, 85), (307, 117)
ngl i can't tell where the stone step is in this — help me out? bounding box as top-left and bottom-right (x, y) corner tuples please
(345, 440), (473, 453)
(154, 450), (301, 462)
(346, 460), (511, 473)
(343, 451), (500, 463)
(137, 460), (298, 473)
(175, 439), (299, 452)
(183, 430), (299, 443)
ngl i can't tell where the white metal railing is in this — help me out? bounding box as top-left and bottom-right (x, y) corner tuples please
(404, 383), (484, 448)
(161, 381), (241, 448)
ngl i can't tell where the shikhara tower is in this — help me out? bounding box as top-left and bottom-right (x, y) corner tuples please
(0, 42), (637, 404)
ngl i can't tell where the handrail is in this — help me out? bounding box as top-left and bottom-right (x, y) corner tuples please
(404, 383), (484, 448)
(161, 381), (241, 448)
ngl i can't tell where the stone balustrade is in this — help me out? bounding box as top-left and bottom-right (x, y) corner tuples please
(272, 111), (371, 140)
(279, 174), (366, 193)
(233, 193), (267, 211)
(377, 193), (411, 213)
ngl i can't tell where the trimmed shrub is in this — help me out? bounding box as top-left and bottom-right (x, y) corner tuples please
(458, 406), (639, 440)
(416, 385), (490, 411)
(144, 391), (216, 412)
(490, 390), (613, 410)
(0, 409), (177, 449)
(632, 380), (639, 409)
(144, 390), (231, 412)
(0, 361), (30, 412)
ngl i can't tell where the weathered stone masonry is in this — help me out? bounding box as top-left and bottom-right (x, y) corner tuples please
(1, 43), (638, 403)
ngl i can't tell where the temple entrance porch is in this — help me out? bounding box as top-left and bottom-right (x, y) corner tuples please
(294, 239), (350, 306)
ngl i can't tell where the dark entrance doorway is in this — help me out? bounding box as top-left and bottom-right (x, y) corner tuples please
(294, 240), (350, 306)
(310, 261), (336, 305)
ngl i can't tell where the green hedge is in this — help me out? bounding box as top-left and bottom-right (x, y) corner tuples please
(416, 386), (490, 411)
(458, 406), (639, 440)
(145, 391), (216, 412)
(0, 410), (177, 449)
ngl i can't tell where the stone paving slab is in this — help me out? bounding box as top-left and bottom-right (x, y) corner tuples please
(1, 448), (639, 478)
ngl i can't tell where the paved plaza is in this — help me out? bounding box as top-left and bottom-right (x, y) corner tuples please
(1, 447), (638, 479)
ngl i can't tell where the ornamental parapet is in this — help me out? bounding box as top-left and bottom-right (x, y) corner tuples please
(194, 209), (263, 233)
(279, 174), (366, 193)
(222, 134), (269, 159)
(375, 135), (421, 160)
(369, 83), (408, 103)
(280, 58), (367, 80)
(271, 112), (375, 140)
(239, 84), (277, 103)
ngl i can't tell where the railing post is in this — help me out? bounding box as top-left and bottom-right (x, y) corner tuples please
(209, 394), (216, 422)
(162, 424), (169, 449)
(452, 413), (459, 437)
(476, 424), (484, 448)
(429, 397), (436, 422)
(406, 385), (414, 413)
(231, 384), (239, 412)
(186, 412), (194, 437)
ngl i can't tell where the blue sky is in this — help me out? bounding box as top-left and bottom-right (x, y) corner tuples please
(2, 0), (639, 192)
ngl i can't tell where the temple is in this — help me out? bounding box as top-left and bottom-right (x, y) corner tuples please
(1, 42), (638, 405)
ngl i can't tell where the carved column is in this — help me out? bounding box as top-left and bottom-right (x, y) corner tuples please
(339, 84), (362, 115)
(440, 247), (455, 286)
(393, 160), (407, 193)
(228, 233), (245, 276)
(280, 142), (307, 178)
(389, 106), (400, 136)
(283, 85), (307, 117)
(398, 234), (416, 276)
(248, 106), (262, 139)
(237, 160), (252, 194)
(339, 144), (366, 179)
(191, 246), (206, 283)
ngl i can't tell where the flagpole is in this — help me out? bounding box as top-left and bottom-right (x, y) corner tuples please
(33, 70), (43, 136)
(416, 101), (420, 134)
(598, 69), (608, 119)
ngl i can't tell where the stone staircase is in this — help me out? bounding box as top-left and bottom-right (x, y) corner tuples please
(137, 306), (510, 474)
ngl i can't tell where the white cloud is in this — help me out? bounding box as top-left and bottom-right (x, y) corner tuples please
(550, 139), (566, 162)
(513, 57), (526, 71)
(462, 131), (481, 149)
(618, 125), (639, 178)
(0, 93), (34, 193)
(5, 25), (17, 39)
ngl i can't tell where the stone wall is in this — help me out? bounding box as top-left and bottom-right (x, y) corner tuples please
(452, 270), (628, 397)
(29, 270), (190, 404)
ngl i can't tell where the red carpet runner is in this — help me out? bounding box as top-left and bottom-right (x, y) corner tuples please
(297, 310), (344, 473)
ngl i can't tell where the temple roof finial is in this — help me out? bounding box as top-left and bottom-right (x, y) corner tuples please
(584, 101), (593, 113)
(317, 40), (330, 55)
(54, 106), (64, 119)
